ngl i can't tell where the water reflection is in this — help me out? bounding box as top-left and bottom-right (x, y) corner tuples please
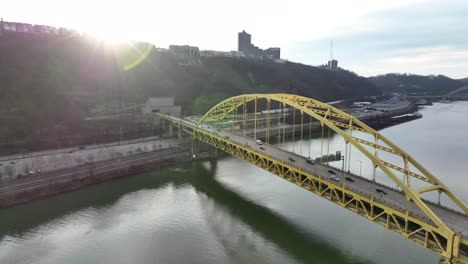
(0, 160), (368, 264)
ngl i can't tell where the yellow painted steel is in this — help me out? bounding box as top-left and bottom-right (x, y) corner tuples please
(162, 93), (467, 263)
(444, 86), (468, 98)
(191, 127), (467, 263)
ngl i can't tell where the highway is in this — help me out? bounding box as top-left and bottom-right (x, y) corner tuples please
(0, 147), (189, 195)
(170, 116), (468, 240)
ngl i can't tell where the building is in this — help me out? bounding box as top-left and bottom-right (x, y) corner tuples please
(328, 59), (338, 69)
(142, 97), (181, 125)
(238, 30), (280, 59)
(0, 18), (75, 37)
(238, 30), (252, 53)
(169, 45), (201, 65)
(265, 47), (281, 59)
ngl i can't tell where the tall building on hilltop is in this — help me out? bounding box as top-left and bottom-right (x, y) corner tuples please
(238, 30), (280, 59)
(238, 30), (251, 53)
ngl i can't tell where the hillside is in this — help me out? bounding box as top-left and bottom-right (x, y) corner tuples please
(0, 34), (380, 152)
(369, 73), (464, 94)
(135, 56), (380, 115)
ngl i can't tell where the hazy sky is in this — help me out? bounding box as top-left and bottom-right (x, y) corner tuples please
(2, 0), (467, 78)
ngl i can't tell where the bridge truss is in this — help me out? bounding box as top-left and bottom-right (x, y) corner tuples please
(444, 86), (468, 100)
(179, 94), (467, 262)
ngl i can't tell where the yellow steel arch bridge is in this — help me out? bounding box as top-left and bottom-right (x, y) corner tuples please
(444, 86), (468, 100)
(160, 93), (468, 263)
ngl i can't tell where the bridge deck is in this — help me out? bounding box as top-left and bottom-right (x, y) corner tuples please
(170, 116), (468, 240)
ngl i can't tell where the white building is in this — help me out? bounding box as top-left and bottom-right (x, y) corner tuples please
(142, 97), (181, 117)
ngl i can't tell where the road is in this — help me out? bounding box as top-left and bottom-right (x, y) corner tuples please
(0, 147), (189, 195)
(172, 116), (468, 240)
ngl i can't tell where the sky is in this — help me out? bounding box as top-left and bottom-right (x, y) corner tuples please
(2, 0), (468, 78)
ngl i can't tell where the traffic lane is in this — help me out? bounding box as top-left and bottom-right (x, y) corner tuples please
(177, 118), (468, 236)
(0, 148), (184, 188)
(0, 148), (187, 192)
(218, 132), (467, 234)
(0, 148), (188, 193)
(0, 150), (188, 193)
(260, 140), (468, 236)
(0, 149), (189, 194)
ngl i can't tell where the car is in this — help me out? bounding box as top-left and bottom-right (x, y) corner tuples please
(256, 140), (263, 145)
(288, 156), (295, 162)
(345, 177), (354, 182)
(28, 171), (34, 175)
(11, 161), (15, 164)
(260, 146), (265, 150)
(376, 188), (387, 195)
(78, 146), (85, 150)
(36, 169), (41, 173)
(224, 136), (230, 139)
(330, 175), (340, 182)
(305, 158), (315, 165)
(328, 169), (336, 174)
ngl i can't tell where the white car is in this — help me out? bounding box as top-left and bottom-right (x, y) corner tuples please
(330, 175), (340, 182)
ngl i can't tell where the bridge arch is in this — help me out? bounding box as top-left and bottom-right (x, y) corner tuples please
(195, 94), (467, 231)
(444, 86), (468, 98)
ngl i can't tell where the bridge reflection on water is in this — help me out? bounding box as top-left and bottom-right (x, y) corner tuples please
(161, 94), (468, 263)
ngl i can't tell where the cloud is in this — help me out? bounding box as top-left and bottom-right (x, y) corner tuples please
(354, 46), (468, 77)
(285, 0), (468, 78)
(2, 0), (467, 77)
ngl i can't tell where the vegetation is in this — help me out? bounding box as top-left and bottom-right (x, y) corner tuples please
(369, 73), (465, 94)
(0, 34), (379, 153)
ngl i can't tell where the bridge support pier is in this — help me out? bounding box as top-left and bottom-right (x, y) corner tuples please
(177, 125), (182, 141)
(191, 138), (199, 159)
(209, 146), (218, 158)
(168, 124), (174, 137)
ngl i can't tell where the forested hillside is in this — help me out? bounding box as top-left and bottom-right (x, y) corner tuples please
(0, 34), (380, 152)
(369, 73), (464, 94)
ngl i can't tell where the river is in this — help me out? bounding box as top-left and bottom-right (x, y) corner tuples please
(1, 102), (467, 264)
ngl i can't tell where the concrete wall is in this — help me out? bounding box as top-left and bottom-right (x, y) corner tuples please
(0, 137), (181, 181)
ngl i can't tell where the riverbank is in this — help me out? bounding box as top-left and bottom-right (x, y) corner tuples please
(0, 147), (192, 207)
(0, 102), (419, 208)
(2, 102), (466, 264)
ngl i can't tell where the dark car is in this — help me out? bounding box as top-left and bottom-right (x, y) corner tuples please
(288, 156), (295, 162)
(345, 177), (354, 182)
(305, 158), (315, 165)
(78, 146), (85, 150)
(328, 169), (336, 174)
(260, 146), (265, 150)
(376, 188), (387, 195)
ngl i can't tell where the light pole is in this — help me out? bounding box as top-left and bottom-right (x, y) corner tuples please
(120, 127), (123, 145)
(357, 160), (362, 177)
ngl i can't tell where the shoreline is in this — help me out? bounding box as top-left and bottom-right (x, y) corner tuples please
(0, 104), (420, 208)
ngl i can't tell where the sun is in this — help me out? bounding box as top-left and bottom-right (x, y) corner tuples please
(89, 25), (131, 44)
